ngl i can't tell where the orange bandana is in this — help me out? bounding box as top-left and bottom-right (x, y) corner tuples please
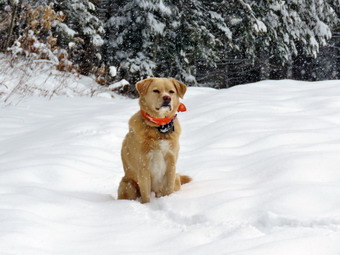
(141, 103), (187, 126)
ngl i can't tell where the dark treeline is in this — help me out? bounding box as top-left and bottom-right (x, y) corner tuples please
(0, 0), (339, 92)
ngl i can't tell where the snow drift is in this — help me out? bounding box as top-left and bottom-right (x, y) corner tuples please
(1, 78), (340, 254)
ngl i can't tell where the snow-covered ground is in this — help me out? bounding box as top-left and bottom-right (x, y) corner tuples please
(0, 54), (116, 105)
(1, 75), (340, 254)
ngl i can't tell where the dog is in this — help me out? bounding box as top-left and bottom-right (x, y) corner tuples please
(118, 77), (191, 203)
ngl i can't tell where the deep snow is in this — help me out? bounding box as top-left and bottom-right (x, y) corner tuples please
(1, 78), (340, 254)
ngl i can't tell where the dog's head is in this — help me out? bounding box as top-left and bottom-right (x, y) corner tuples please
(136, 78), (187, 118)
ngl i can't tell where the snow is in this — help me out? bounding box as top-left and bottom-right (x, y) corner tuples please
(68, 42), (76, 49)
(148, 13), (166, 35)
(108, 79), (129, 90)
(1, 75), (340, 254)
(60, 23), (76, 37)
(254, 19), (267, 33)
(316, 20), (331, 38)
(88, 2), (95, 11)
(109, 66), (117, 77)
(137, 0), (172, 15)
(92, 34), (104, 47)
(0, 54), (114, 104)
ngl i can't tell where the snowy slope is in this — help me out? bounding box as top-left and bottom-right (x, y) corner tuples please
(1, 79), (340, 255)
(0, 54), (115, 105)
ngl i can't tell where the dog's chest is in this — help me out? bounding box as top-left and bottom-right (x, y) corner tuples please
(149, 140), (170, 188)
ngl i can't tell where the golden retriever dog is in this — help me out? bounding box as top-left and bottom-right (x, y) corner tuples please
(118, 77), (191, 203)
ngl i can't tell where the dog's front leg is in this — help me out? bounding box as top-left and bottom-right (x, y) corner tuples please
(138, 164), (151, 203)
(163, 153), (176, 196)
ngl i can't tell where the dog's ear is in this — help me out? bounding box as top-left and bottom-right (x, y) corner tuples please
(171, 78), (187, 99)
(135, 78), (154, 96)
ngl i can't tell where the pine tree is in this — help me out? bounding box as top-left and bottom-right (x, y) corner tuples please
(105, 0), (163, 82)
(104, 0), (232, 84)
(52, 0), (105, 75)
(162, 0), (232, 83)
(3, 0), (337, 88)
(205, 0), (337, 86)
(0, 0), (11, 49)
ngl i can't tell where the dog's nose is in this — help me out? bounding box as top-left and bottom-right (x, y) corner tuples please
(163, 95), (171, 103)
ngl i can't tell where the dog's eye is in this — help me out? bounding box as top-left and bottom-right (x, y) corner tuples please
(169, 90), (175, 94)
(153, 89), (160, 93)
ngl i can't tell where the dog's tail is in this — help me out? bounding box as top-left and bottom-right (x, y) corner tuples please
(180, 175), (192, 185)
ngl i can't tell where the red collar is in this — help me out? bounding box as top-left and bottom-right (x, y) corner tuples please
(141, 103), (186, 126)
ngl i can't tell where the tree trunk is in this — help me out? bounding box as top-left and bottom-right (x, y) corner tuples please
(260, 49), (270, 80)
(3, 0), (22, 50)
